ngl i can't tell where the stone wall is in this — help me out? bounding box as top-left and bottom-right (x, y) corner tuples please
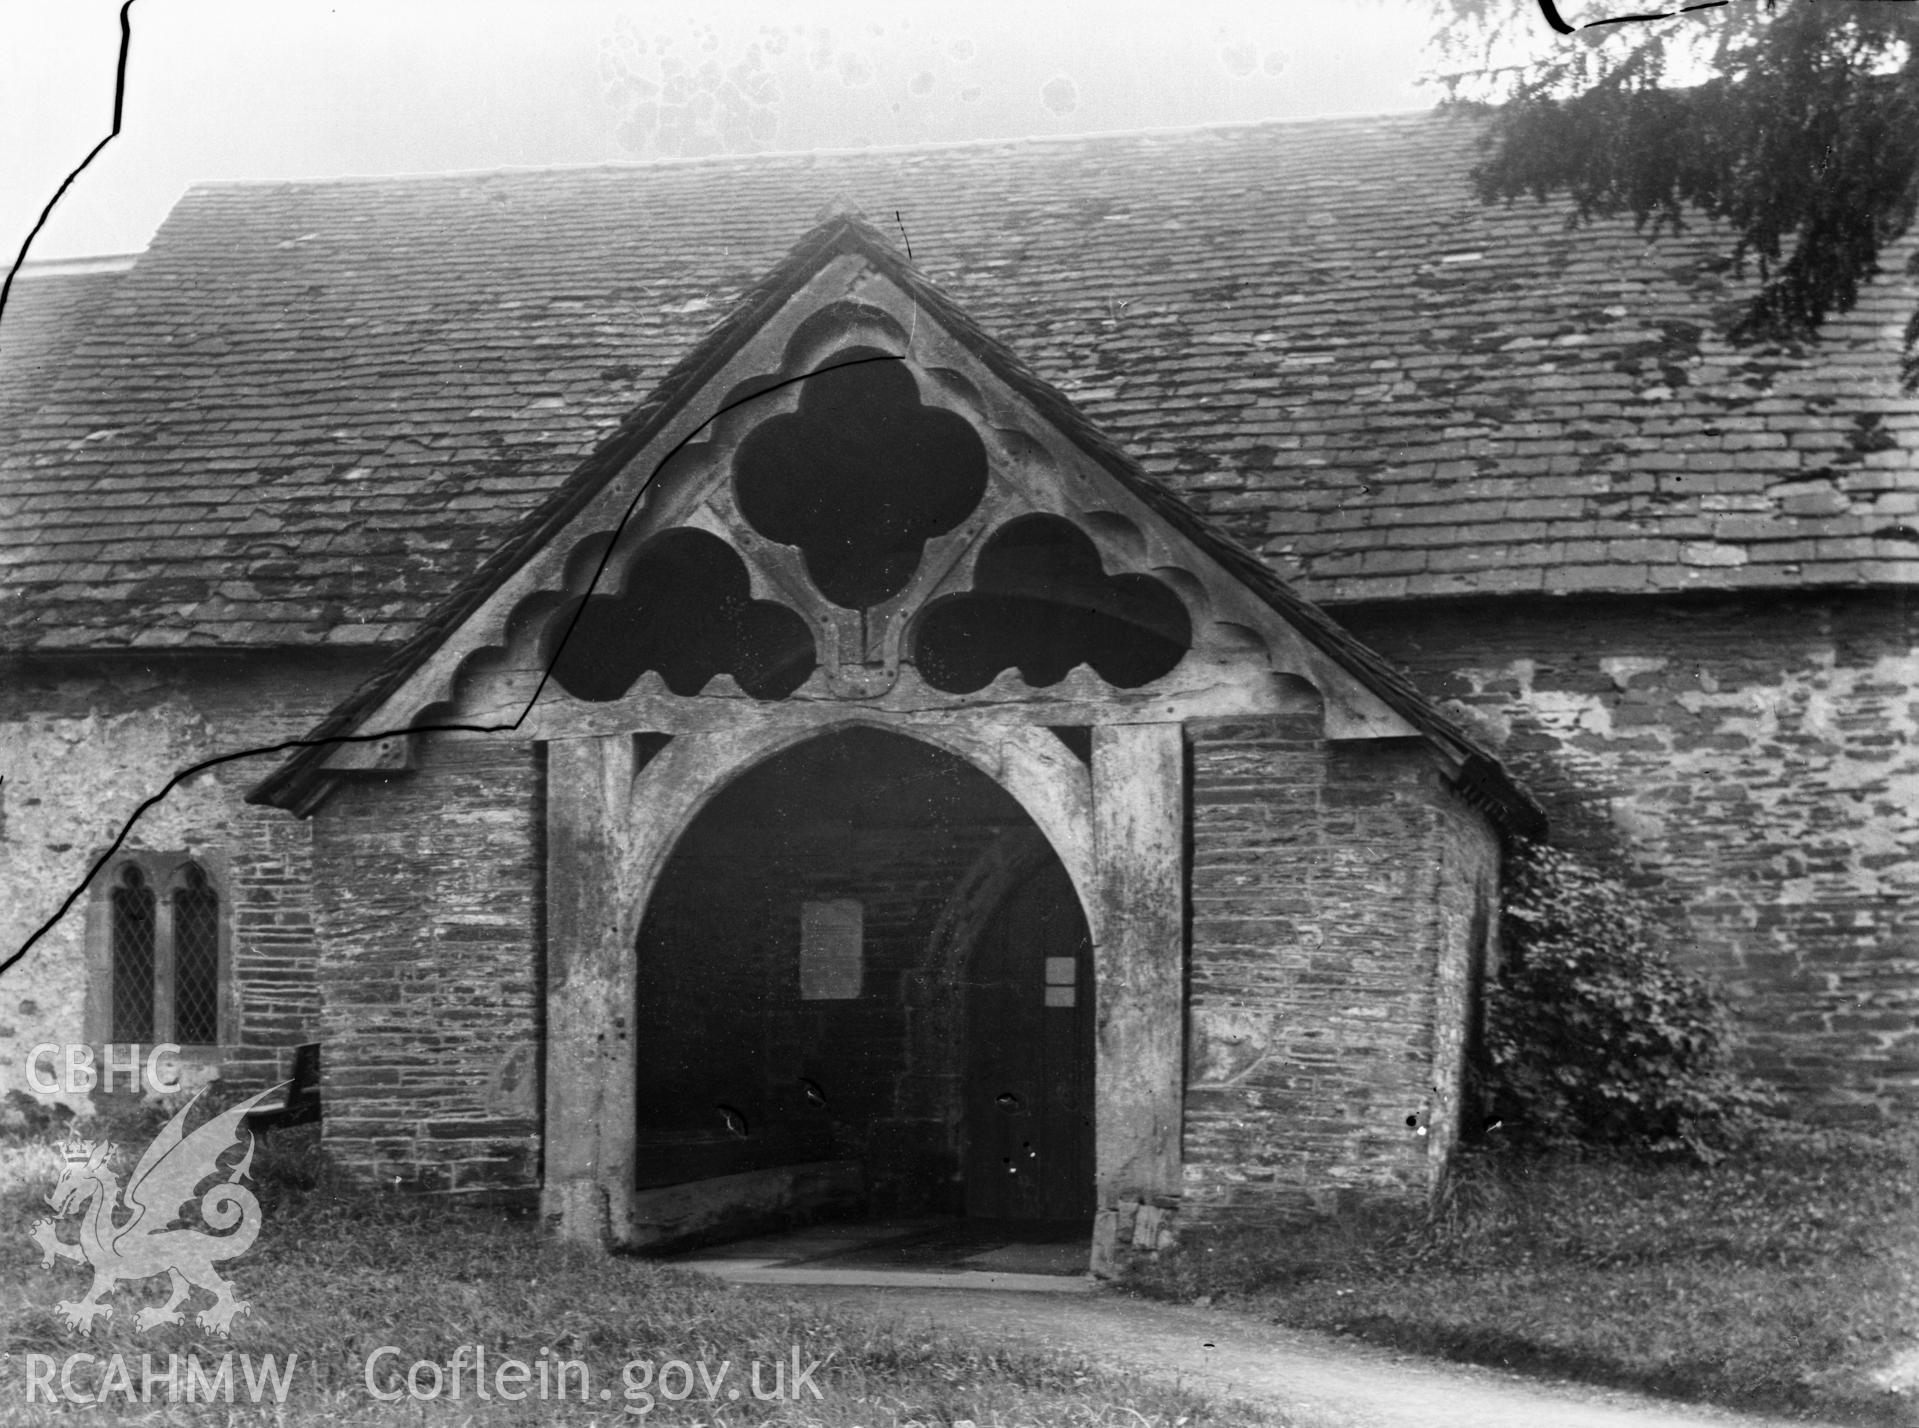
(1338, 588), (1919, 1122)
(307, 735), (544, 1198)
(1430, 795), (1499, 1158)
(1182, 715), (1494, 1222)
(0, 651), (369, 1108)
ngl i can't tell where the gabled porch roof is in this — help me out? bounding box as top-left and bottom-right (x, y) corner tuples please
(247, 207), (1543, 837)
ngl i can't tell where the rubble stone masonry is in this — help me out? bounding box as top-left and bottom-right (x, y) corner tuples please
(1340, 589), (1919, 1122)
(1182, 716), (1495, 1222)
(307, 736), (544, 1198)
(0, 652), (368, 1106)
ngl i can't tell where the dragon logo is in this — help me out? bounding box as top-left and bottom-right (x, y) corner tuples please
(30, 1084), (284, 1335)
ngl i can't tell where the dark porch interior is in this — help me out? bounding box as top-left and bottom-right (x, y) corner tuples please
(632, 726), (1093, 1224)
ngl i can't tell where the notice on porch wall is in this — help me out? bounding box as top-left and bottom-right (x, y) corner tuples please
(800, 898), (863, 1000)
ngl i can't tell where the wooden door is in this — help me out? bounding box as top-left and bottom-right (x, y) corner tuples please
(963, 861), (1094, 1220)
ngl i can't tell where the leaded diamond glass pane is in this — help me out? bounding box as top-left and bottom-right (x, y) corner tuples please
(172, 865), (219, 1045)
(110, 867), (155, 1042)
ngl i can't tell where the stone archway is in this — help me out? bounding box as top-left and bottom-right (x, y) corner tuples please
(541, 713), (1185, 1251)
(959, 856), (1097, 1220)
(912, 826), (1097, 1223)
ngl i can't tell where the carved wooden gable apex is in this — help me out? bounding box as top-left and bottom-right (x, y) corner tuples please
(253, 211), (1536, 820)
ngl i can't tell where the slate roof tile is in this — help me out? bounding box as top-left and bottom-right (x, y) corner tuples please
(3, 110), (1917, 650)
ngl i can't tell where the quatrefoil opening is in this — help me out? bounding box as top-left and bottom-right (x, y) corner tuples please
(733, 351), (988, 610)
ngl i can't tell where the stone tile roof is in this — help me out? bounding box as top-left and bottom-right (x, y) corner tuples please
(247, 210), (1546, 838)
(3, 110), (1917, 651)
(0, 260), (131, 435)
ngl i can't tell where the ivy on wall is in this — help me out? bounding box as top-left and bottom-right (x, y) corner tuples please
(1481, 843), (1772, 1158)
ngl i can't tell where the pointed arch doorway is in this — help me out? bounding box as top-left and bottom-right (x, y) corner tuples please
(963, 856), (1096, 1221)
(628, 725), (1096, 1230)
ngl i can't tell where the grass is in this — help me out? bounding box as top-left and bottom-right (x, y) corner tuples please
(0, 1104), (1280, 1427)
(1126, 1122), (1919, 1425)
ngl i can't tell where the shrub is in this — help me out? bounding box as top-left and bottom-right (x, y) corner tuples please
(0, 1089), (73, 1139)
(1480, 842), (1771, 1157)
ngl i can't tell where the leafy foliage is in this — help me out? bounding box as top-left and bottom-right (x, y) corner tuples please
(1481, 842), (1768, 1154)
(1428, 1), (1919, 383)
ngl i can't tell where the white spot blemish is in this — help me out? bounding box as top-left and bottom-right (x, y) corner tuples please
(1600, 655), (1668, 690)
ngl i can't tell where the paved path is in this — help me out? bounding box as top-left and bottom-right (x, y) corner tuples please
(774, 1283), (1845, 1428)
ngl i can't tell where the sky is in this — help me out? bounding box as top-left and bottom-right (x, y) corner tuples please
(0, 0), (1551, 266)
